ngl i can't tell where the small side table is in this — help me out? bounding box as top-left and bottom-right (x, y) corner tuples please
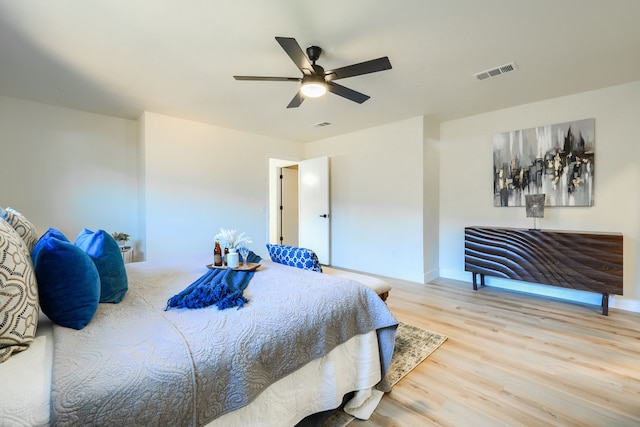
(120, 246), (134, 263)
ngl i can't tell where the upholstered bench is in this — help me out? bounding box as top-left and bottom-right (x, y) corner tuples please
(322, 266), (391, 302)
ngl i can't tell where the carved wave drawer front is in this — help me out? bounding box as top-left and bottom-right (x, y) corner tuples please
(464, 227), (623, 315)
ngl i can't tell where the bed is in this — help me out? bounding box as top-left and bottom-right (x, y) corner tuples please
(0, 254), (398, 426)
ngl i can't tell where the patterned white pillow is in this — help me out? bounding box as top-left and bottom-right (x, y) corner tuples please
(0, 218), (39, 363)
(0, 207), (39, 252)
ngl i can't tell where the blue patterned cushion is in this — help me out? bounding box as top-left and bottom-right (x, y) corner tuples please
(265, 244), (323, 272)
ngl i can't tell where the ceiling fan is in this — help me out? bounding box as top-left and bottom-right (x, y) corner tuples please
(233, 36), (392, 108)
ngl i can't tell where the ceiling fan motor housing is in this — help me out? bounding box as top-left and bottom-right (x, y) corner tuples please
(306, 45), (322, 62)
(310, 64), (325, 76)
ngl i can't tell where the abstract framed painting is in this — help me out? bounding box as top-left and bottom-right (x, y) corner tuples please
(493, 118), (594, 207)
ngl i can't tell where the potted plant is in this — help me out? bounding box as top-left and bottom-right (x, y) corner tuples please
(111, 232), (130, 247)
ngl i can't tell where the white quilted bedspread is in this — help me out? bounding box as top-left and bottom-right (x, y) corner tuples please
(49, 256), (397, 426)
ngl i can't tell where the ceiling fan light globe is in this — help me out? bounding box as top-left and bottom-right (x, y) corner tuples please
(301, 82), (327, 98)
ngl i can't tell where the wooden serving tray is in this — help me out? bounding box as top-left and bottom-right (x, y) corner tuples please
(206, 262), (261, 272)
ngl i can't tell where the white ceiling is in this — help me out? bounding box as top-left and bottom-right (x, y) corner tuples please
(1, 0), (639, 142)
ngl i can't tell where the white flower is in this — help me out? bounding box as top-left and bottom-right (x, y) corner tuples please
(214, 228), (252, 250)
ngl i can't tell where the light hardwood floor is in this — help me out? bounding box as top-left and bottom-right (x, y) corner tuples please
(355, 276), (640, 427)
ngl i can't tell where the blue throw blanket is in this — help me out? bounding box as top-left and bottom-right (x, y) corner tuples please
(165, 251), (262, 311)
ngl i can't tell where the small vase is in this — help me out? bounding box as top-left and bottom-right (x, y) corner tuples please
(227, 250), (239, 268)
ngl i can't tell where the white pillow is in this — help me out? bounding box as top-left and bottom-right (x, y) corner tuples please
(0, 207), (39, 252)
(0, 218), (39, 363)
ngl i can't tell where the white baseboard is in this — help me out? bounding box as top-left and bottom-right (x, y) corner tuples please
(439, 269), (640, 314)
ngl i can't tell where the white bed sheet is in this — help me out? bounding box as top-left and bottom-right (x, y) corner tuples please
(208, 330), (383, 426)
(0, 313), (53, 427)
(0, 326), (381, 427)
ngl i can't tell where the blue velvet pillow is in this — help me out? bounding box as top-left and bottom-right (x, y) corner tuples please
(33, 234), (100, 330)
(32, 227), (69, 262)
(266, 244), (323, 272)
(75, 229), (128, 303)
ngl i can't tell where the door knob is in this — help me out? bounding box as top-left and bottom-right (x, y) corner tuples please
(319, 214), (328, 218)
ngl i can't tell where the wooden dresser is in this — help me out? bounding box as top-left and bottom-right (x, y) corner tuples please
(464, 227), (623, 315)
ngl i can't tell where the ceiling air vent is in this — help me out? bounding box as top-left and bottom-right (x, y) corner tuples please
(474, 62), (518, 81)
(314, 122), (331, 127)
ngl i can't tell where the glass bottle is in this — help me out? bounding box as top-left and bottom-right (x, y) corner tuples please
(214, 241), (222, 266)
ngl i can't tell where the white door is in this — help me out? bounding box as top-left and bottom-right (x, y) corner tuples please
(298, 156), (330, 265)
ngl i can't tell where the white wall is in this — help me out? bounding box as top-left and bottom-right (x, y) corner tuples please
(305, 117), (426, 282)
(4, 82), (638, 313)
(423, 118), (440, 282)
(0, 96), (139, 251)
(141, 112), (303, 261)
(439, 81), (640, 312)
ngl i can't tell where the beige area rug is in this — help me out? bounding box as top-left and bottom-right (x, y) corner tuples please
(318, 323), (448, 427)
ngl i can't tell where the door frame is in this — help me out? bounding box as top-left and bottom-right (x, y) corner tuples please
(268, 158), (298, 245)
(268, 156), (331, 265)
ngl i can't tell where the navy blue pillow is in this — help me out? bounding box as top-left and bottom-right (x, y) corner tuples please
(265, 244), (323, 272)
(33, 234), (100, 330)
(75, 229), (128, 303)
(32, 227), (69, 263)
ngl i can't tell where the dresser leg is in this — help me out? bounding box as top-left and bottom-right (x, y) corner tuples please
(602, 294), (609, 316)
(471, 273), (486, 291)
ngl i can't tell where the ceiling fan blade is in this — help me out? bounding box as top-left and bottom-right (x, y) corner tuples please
(325, 57), (392, 81)
(326, 82), (370, 104)
(286, 90), (305, 108)
(275, 37), (313, 74)
(233, 76), (301, 82)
